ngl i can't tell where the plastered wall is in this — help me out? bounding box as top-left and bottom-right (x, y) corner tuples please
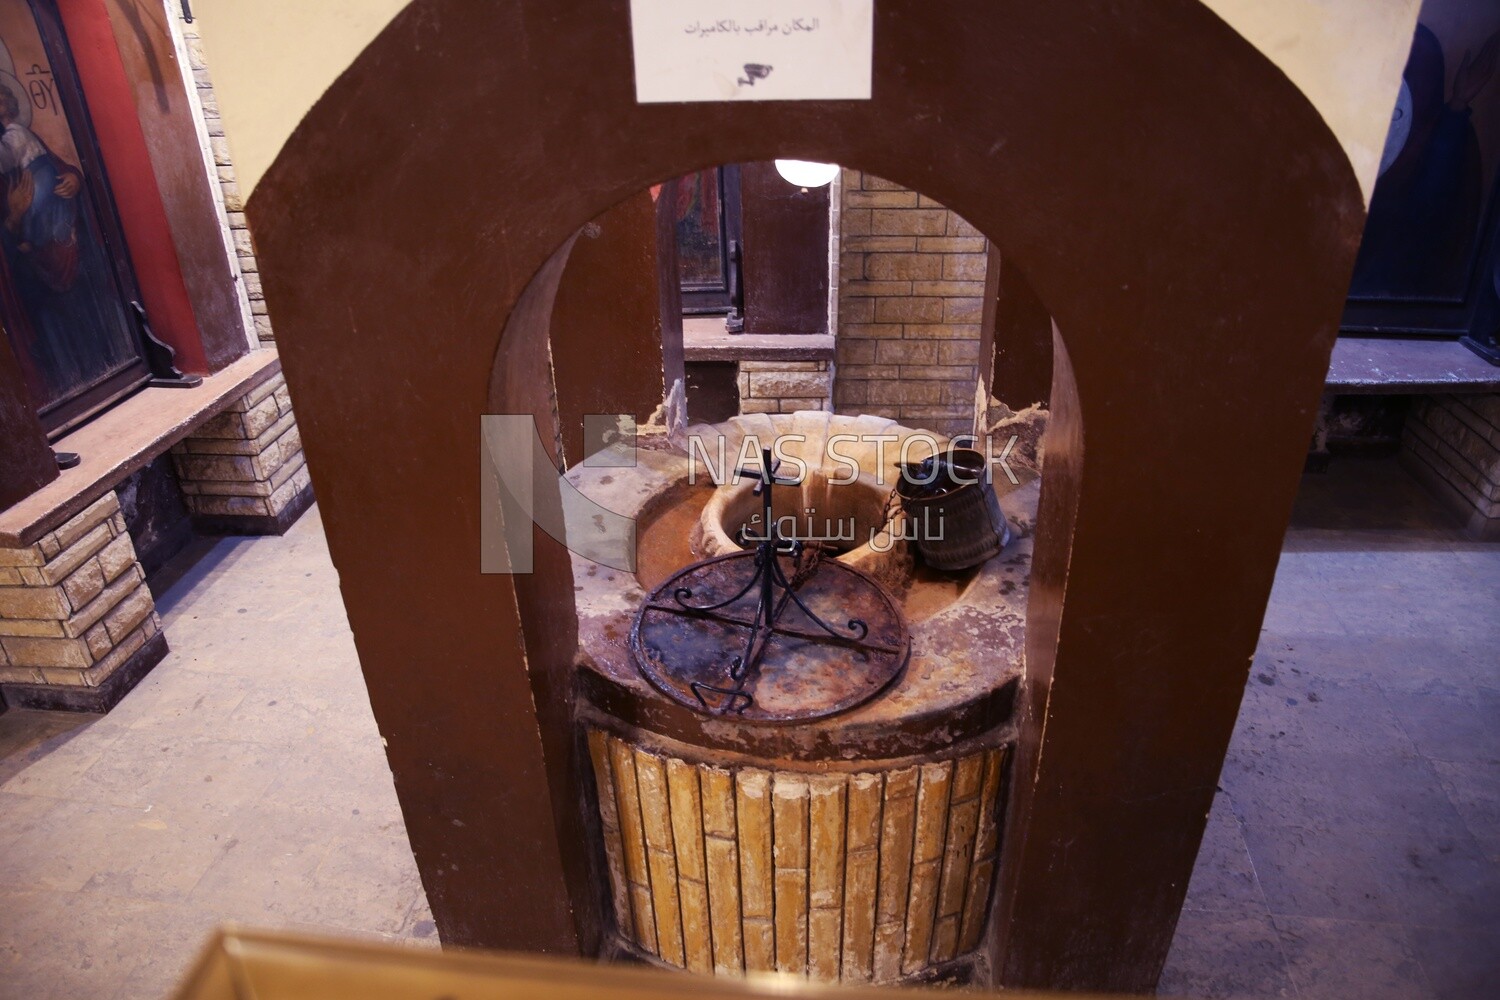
(194, 0), (1420, 204)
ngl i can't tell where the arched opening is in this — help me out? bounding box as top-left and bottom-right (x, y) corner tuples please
(248, 1), (1365, 991)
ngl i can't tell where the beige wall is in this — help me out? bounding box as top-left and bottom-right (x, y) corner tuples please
(191, 0), (409, 196)
(195, 0), (1419, 203)
(1206, 0), (1421, 201)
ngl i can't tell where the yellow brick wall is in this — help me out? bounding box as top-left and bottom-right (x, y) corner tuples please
(833, 170), (987, 438)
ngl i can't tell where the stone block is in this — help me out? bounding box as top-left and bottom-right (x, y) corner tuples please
(0, 584), (69, 620)
(187, 409), (247, 440)
(864, 253), (944, 281)
(868, 381), (944, 405)
(941, 380), (981, 404)
(948, 214), (984, 237)
(840, 208), (872, 237)
(943, 253), (988, 281)
(841, 323), (904, 340)
(839, 297), (875, 323)
(740, 360), (822, 372)
(38, 666), (89, 686)
(834, 382), (869, 408)
(0, 544), (44, 568)
(874, 297), (944, 324)
(939, 341), (983, 365)
(808, 776), (847, 908)
(740, 399), (778, 413)
(241, 394), (282, 438)
(103, 584), (154, 644)
(240, 373), (283, 410)
(0, 617), (63, 638)
(860, 174), (909, 192)
(736, 770), (774, 920)
(267, 453), (308, 494)
(60, 559), (105, 612)
(870, 208), (947, 236)
(839, 340), (879, 364)
(875, 341), (940, 366)
(0, 665), (45, 684)
(188, 493), (272, 518)
(747, 372), (829, 399)
(267, 463), (312, 517)
(910, 280), (986, 297)
(2, 634), (91, 670)
(838, 364), (902, 382)
(63, 567), (142, 638)
(83, 619), (148, 686)
(704, 836), (744, 973)
(944, 297), (985, 324)
(181, 410), (294, 456)
(903, 322), (983, 340)
(37, 523), (111, 586)
(845, 190), (920, 210)
(917, 236), (987, 254)
(842, 280), (914, 298)
(84, 622), (111, 660)
(842, 236), (917, 253)
(175, 453), (261, 483)
(51, 494), (119, 552)
(779, 398), (829, 412)
(181, 479), (273, 498)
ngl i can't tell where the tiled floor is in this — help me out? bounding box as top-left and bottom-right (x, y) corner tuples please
(0, 457), (1494, 998)
(1160, 459), (1499, 1000)
(0, 511), (434, 1000)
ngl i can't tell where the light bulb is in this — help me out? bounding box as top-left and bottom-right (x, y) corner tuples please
(774, 159), (840, 188)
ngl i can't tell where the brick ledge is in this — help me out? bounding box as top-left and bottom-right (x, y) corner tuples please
(0, 350), (282, 547)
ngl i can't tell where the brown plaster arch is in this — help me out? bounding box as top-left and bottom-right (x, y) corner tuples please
(247, 0), (1364, 990)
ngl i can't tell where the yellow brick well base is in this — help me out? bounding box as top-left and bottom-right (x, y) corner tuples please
(0, 493), (165, 712)
(587, 729), (1006, 984)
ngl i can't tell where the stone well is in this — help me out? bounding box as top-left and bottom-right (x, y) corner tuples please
(569, 411), (1036, 984)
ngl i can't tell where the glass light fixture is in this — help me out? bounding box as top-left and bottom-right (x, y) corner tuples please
(774, 159), (840, 188)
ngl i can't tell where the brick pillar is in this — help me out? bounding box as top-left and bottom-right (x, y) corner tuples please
(0, 494), (165, 711)
(171, 372), (313, 534)
(1401, 393), (1500, 540)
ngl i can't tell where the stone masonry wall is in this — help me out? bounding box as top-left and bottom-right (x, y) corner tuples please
(172, 372), (311, 532)
(833, 170), (987, 438)
(181, 19), (273, 344)
(1402, 394), (1500, 539)
(0, 494), (163, 705)
(737, 360), (832, 414)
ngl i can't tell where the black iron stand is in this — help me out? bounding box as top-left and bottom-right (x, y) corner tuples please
(660, 448), (884, 715)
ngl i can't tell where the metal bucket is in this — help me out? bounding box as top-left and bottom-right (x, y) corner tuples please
(894, 449), (1010, 571)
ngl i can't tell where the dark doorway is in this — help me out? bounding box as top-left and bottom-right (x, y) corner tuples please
(0, 0), (152, 437)
(674, 165), (742, 316)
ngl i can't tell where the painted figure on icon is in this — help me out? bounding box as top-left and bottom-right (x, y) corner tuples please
(0, 61), (135, 414)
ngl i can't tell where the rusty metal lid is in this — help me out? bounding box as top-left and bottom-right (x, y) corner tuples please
(629, 551), (910, 723)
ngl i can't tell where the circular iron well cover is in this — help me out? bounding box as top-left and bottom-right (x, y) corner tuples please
(629, 551), (910, 723)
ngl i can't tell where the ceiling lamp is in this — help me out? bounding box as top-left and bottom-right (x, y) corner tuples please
(774, 159), (840, 188)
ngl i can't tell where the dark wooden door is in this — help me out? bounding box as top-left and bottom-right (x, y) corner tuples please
(674, 165), (742, 315)
(0, 0), (151, 437)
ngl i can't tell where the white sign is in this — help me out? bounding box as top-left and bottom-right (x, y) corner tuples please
(629, 0), (874, 103)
